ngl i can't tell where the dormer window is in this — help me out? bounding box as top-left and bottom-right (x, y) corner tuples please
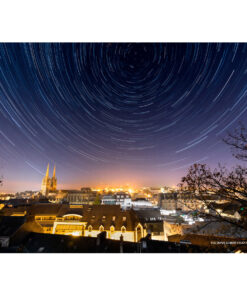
(88, 225), (92, 232)
(121, 226), (126, 233)
(110, 226), (115, 234)
(99, 225), (104, 232)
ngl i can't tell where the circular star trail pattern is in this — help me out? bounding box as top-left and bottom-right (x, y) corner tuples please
(0, 43), (247, 190)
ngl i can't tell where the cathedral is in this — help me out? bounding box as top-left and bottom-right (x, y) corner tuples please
(41, 164), (57, 196)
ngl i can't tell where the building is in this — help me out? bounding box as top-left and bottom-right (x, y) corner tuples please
(101, 192), (132, 209)
(134, 208), (164, 241)
(18, 231), (140, 253)
(205, 201), (246, 220)
(0, 193), (15, 201)
(160, 192), (225, 213)
(41, 164), (51, 196)
(50, 165), (57, 192)
(56, 189), (96, 205)
(143, 187), (161, 195)
(0, 216), (26, 247)
(131, 198), (153, 209)
(30, 203), (59, 234)
(182, 219), (247, 238)
(9, 203), (147, 242)
(101, 195), (154, 209)
(1, 230), (221, 253)
(115, 192), (132, 209)
(101, 195), (116, 205)
(41, 163), (57, 196)
(0, 216), (42, 248)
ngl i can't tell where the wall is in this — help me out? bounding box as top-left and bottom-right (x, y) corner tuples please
(85, 230), (135, 242)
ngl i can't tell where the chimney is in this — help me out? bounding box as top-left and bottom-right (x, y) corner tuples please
(120, 234), (124, 253)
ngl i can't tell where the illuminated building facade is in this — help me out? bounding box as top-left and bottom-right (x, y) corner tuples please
(55, 189), (96, 204)
(101, 192), (132, 209)
(41, 164), (51, 196)
(13, 204), (146, 242)
(131, 198), (154, 209)
(159, 192), (226, 212)
(41, 164), (57, 196)
(50, 165), (57, 192)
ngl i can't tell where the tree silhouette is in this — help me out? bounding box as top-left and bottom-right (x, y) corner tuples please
(180, 123), (247, 231)
(223, 122), (247, 161)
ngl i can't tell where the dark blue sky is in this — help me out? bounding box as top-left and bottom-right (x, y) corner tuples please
(0, 43), (247, 192)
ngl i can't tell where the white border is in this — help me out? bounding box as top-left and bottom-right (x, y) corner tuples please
(0, 0), (247, 42)
(0, 0), (246, 295)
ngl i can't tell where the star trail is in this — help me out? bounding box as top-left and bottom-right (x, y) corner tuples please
(0, 43), (247, 192)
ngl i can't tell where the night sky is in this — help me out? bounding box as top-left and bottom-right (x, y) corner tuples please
(0, 43), (247, 192)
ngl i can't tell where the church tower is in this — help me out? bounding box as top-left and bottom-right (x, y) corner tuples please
(41, 163), (51, 196)
(50, 165), (57, 192)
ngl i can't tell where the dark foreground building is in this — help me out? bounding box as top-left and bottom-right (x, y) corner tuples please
(0, 226), (245, 253)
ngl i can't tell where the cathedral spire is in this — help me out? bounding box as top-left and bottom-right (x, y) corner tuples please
(50, 164), (57, 192)
(53, 165), (56, 178)
(46, 163), (49, 177)
(41, 163), (51, 196)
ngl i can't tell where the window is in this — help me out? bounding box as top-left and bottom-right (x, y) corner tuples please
(88, 226), (92, 232)
(122, 216), (126, 222)
(112, 216), (116, 221)
(121, 226), (126, 233)
(136, 226), (142, 241)
(99, 225), (104, 232)
(110, 226), (115, 234)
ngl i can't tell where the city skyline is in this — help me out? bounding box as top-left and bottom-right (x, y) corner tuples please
(0, 43), (247, 192)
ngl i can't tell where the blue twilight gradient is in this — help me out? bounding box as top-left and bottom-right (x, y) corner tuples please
(0, 43), (247, 192)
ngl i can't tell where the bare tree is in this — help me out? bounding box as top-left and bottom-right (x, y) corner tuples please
(223, 122), (247, 161)
(180, 124), (247, 231)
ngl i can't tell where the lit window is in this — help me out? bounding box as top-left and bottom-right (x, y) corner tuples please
(110, 226), (115, 234)
(99, 225), (104, 232)
(122, 216), (126, 222)
(121, 226), (126, 233)
(112, 216), (116, 221)
(88, 226), (92, 232)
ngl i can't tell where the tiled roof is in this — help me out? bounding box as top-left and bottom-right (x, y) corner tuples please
(0, 216), (26, 236)
(19, 204), (141, 231)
